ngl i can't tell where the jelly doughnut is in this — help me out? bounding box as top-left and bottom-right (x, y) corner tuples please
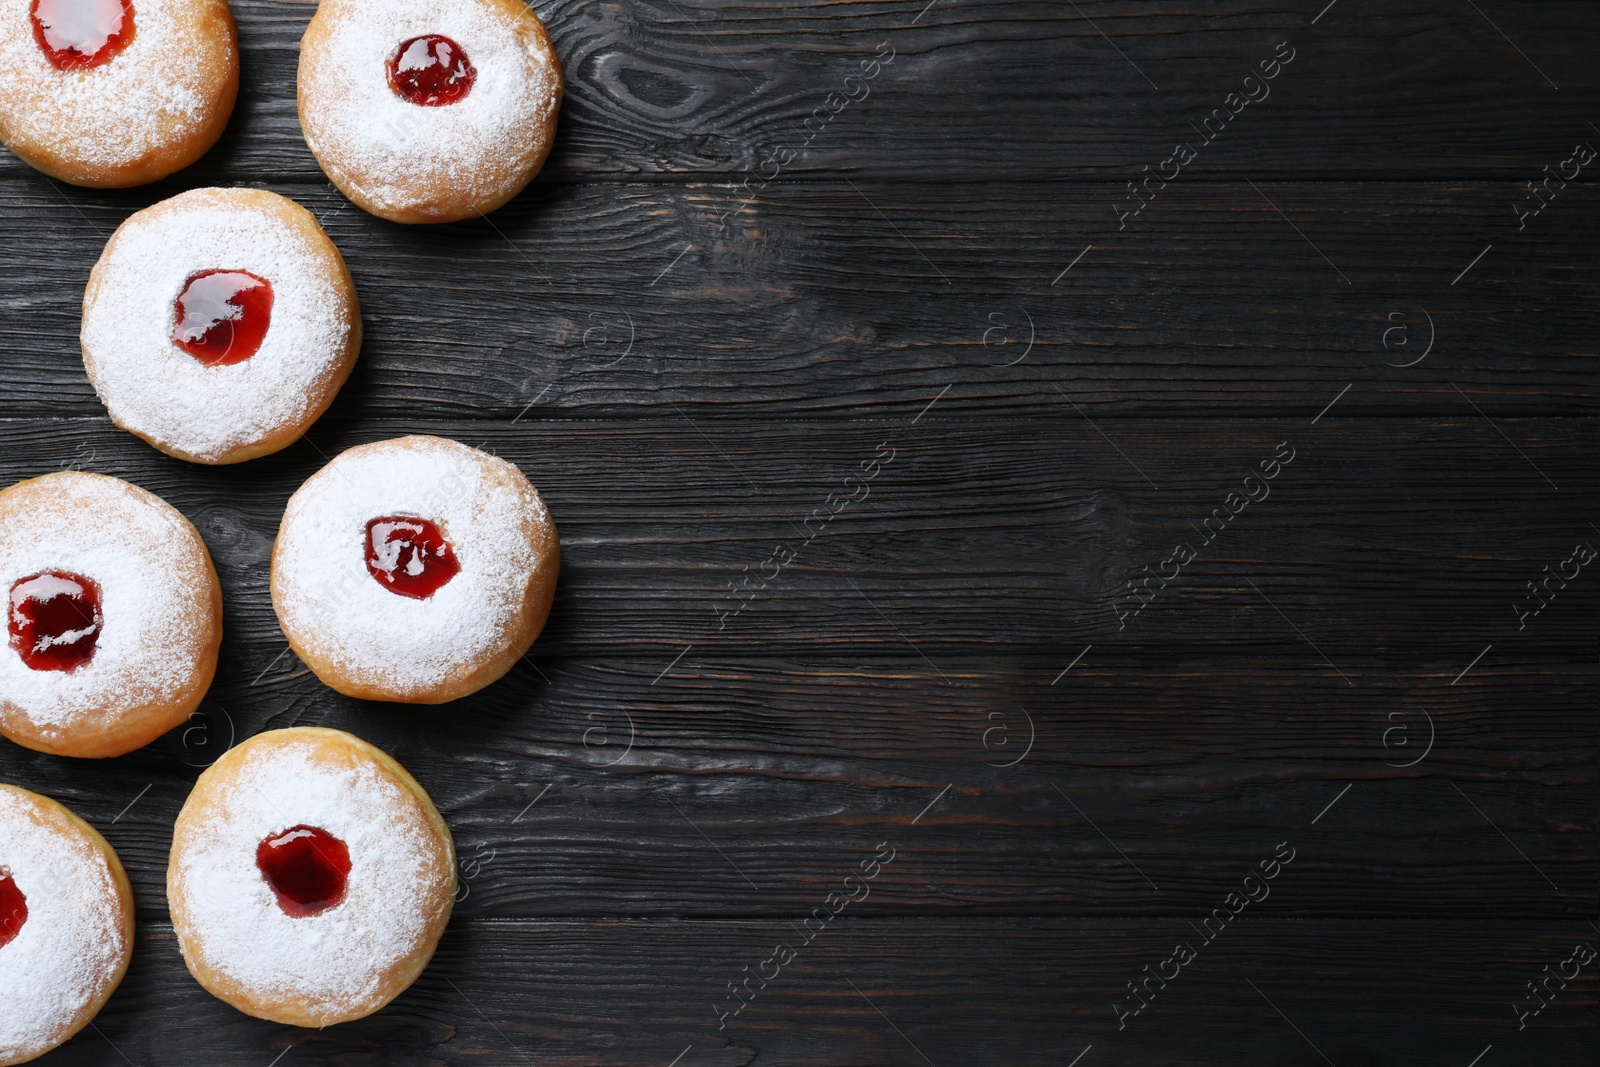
(82, 187), (362, 465)
(298, 0), (563, 223)
(0, 472), (222, 759)
(0, 784), (134, 1065)
(167, 727), (455, 1027)
(271, 436), (559, 704)
(0, 0), (238, 187)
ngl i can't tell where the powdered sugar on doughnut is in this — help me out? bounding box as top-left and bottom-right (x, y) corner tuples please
(0, 0), (222, 170)
(169, 735), (450, 1019)
(0, 472), (214, 733)
(0, 789), (128, 1061)
(300, 0), (560, 215)
(274, 436), (551, 698)
(82, 188), (356, 464)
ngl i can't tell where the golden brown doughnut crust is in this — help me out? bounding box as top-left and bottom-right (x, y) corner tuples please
(0, 472), (222, 759)
(270, 436), (560, 704)
(298, 0), (564, 224)
(0, 0), (239, 188)
(81, 187), (364, 466)
(168, 728), (456, 1027)
(0, 784), (135, 1067)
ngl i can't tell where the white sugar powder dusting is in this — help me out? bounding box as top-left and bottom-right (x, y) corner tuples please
(274, 437), (550, 697)
(0, 472), (214, 732)
(0, 789), (127, 1061)
(170, 736), (447, 1018)
(0, 0), (219, 170)
(82, 188), (355, 464)
(301, 0), (559, 213)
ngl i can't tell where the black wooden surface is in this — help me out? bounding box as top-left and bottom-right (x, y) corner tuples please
(1, 1), (1595, 1064)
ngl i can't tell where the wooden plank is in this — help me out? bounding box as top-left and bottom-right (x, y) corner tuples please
(0, 416), (1590, 657)
(0, 180), (1594, 421)
(0, 0), (1588, 1062)
(37, 920), (1597, 1065)
(7, 0), (1589, 186)
(4, 652), (1590, 919)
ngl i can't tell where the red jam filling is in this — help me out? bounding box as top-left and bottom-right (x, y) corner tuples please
(30, 0), (134, 71)
(0, 872), (25, 949)
(256, 826), (351, 918)
(8, 571), (102, 672)
(387, 34), (476, 106)
(365, 516), (460, 599)
(172, 270), (274, 366)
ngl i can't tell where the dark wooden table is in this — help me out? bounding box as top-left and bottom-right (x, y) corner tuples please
(2, 1), (1595, 1064)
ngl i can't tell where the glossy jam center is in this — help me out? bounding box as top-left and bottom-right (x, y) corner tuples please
(31, 0), (134, 71)
(172, 270), (274, 366)
(388, 34), (476, 106)
(8, 571), (102, 672)
(0, 873), (25, 949)
(256, 826), (351, 918)
(365, 516), (461, 599)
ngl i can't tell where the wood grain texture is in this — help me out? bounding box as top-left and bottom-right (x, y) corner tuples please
(33, 920), (1599, 1066)
(4, 0), (1589, 185)
(5, 653), (1588, 921)
(1, 179), (1594, 420)
(0, 0), (1594, 1062)
(0, 417), (1591, 656)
